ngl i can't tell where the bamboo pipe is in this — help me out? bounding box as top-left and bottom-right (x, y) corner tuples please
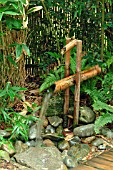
(51, 65), (101, 93)
(61, 39), (77, 55)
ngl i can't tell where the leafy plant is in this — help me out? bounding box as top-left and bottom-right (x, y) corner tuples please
(40, 65), (65, 92)
(93, 100), (113, 134)
(0, 82), (39, 141)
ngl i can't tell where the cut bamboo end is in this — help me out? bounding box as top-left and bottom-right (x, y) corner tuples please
(61, 39), (77, 55)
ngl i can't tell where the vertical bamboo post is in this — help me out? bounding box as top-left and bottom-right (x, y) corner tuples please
(74, 40), (82, 125)
(64, 38), (71, 114)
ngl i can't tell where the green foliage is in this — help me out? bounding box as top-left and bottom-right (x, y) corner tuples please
(94, 113), (113, 134)
(0, 82), (39, 141)
(40, 65), (64, 92)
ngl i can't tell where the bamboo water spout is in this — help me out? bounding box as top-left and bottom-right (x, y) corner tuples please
(51, 65), (101, 93)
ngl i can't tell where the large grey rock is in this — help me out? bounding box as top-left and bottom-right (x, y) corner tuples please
(79, 106), (95, 123)
(14, 146), (64, 170)
(73, 124), (95, 137)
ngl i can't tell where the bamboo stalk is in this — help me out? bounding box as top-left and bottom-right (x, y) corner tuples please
(101, 0), (105, 61)
(61, 39), (77, 55)
(51, 65), (101, 93)
(74, 40), (82, 125)
(64, 38), (71, 115)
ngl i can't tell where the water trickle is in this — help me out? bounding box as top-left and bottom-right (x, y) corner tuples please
(36, 92), (53, 146)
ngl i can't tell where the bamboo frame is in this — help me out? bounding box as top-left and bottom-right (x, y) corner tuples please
(74, 40), (82, 125)
(64, 38), (71, 114)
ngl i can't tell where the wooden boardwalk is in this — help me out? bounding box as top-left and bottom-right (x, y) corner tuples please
(73, 149), (113, 170)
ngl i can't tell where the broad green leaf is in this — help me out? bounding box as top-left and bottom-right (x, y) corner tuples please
(0, 0), (7, 4)
(16, 44), (22, 59)
(0, 90), (6, 97)
(21, 0), (27, 4)
(10, 3), (19, 10)
(0, 13), (3, 21)
(11, 86), (27, 91)
(22, 44), (30, 56)
(18, 1), (24, 14)
(27, 6), (43, 14)
(7, 89), (15, 101)
(7, 55), (17, 68)
(5, 82), (11, 92)
(4, 11), (20, 15)
(0, 6), (9, 13)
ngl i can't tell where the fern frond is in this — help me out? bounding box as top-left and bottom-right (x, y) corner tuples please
(94, 113), (113, 134)
(40, 73), (57, 92)
(93, 100), (113, 113)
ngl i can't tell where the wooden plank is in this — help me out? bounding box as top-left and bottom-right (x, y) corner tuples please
(72, 164), (97, 170)
(99, 153), (113, 162)
(91, 157), (113, 167)
(86, 160), (113, 170)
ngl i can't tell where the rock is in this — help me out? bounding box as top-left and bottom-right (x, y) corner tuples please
(68, 144), (90, 161)
(73, 124), (95, 137)
(61, 150), (68, 159)
(14, 146), (64, 170)
(92, 138), (105, 147)
(69, 136), (81, 146)
(79, 106), (95, 123)
(56, 125), (63, 134)
(48, 116), (63, 127)
(82, 136), (96, 144)
(58, 140), (70, 151)
(63, 156), (78, 168)
(28, 124), (37, 139)
(101, 128), (113, 138)
(43, 118), (48, 128)
(11, 161), (32, 170)
(43, 139), (55, 147)
(45, 125), (55, 134)
(67, 144), (80, 157)
(2, 143), (15, 156)
(29, 124), (44, 140)
(25, 140), (36, 147)
(0, 150), (10, 162)
(98, 144), (106, 150)
(42, 133), (64, 141)
(63, 164), (68, 170)
(0, 130), (11, 137)
(15, 141), (28, 153)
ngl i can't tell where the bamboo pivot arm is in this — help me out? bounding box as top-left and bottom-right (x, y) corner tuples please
(61, 39), (77, 55)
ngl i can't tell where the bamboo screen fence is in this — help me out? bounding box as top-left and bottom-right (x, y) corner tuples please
(26, 0), (113, 76)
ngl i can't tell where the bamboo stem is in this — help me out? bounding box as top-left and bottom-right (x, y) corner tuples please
(74, 40), (82, 125)
(101, 0), (105, 61)
(52, 65), (101, 93)
(64, 38), (71, 115)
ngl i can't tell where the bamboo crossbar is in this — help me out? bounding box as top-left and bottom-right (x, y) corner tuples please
(51, 65), (101, 93)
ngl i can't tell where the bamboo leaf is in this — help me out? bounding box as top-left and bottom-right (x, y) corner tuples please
(22, 44), (30, 56)
(4, 11), (20, 15)
(16, 44), (22, 59)
(0, 13), (3, 21)
(27, 6), (43, 14)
